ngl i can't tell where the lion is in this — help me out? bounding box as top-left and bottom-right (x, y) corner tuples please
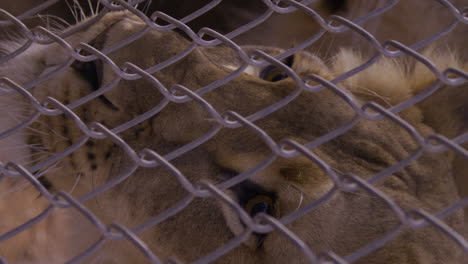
(0, 10), (467, 263)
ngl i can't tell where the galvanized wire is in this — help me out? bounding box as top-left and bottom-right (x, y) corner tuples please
(0, 0), (467, 263)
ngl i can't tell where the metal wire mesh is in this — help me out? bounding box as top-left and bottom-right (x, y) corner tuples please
(0, 0), (467, 263)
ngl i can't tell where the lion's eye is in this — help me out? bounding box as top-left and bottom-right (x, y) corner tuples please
(71, 59), (119, 111)
(259, 55), (294, 82)
(260, 65), (288, 82)
(222, 174), (277, 246)
(245, 195), (275, 217)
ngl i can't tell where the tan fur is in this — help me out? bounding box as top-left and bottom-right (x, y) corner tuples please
(0, 11), (467, 263)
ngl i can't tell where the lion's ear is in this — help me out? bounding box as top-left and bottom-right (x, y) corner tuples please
(409, 49), (468, 201)
(332, 48), (467, 139)
(416, 81), (467, 140)
(333, 48), (468, 199)
(408, 48), (467, 140)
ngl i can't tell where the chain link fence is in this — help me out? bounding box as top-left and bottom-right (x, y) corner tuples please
(0, 0), (467, 263)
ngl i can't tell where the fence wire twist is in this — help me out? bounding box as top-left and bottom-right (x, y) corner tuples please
(0, 0), (467, 263)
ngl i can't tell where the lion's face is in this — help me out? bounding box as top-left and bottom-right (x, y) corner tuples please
(1, 11), (466, 263)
